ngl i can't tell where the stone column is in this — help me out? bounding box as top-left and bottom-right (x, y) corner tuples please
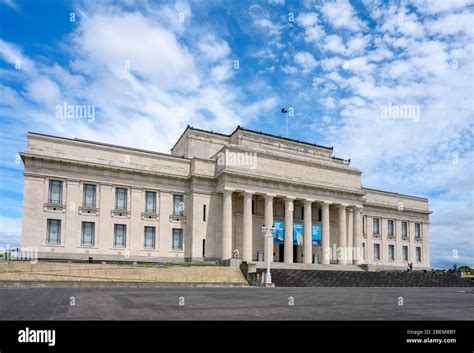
(284, 198), (294, 263)
(353, 206), (363, 264)
(264, 195), (274, 263)
(222, 190), (233, 260)
(346, 208), (354, 264)
(321, 202), (331, 265)
(422, 223), (430, 268)
(242, 192), (253, 262)
(303, 200), (313, 264)
(338, 205), (347, 265)
(409, 221), (416, 264)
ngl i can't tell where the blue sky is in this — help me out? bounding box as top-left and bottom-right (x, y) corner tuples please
(0, 0), (472, 268)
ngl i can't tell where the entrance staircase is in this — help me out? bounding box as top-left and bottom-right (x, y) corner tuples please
(255, 268), (474, 287)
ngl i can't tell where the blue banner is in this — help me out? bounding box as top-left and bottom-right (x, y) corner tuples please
(293, 223), (303, 245)
(312, 224), (322, 246)
(274, 220), (284, 244)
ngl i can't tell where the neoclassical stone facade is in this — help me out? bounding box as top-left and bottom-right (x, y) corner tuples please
(20, 126), (431, 269)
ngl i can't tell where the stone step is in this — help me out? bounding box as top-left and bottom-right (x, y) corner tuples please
(255, 269), (474, 287)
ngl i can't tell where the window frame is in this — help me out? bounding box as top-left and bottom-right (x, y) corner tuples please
(401, 221), (409, 238)
(387, 219), (394, 237)
(81, 221), (95, 246)
(388, 244), (395, 261)
(373, 218), (380, 235)
(172, 228), (183, 251)
(48, 180), (63, 204)
(173, 194), (184, 216)
(115, 187), (128, 210)
(373, 243), (380, 261)
(415, 223), (422, 239)
(114, 224), (127, 248)
(144, 226), (156, 249)
(416, 247), (422, 262)
(144, 191), (157, 213)
(402, 246), (409, 262)
(46, 219), (61, 245)
(83, 184), (97, 207)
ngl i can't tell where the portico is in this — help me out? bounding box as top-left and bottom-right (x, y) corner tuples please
(220, 188), (364, 266)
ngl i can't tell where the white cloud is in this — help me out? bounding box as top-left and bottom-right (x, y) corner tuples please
(415, 0), (471, 14)
(26, 76), (62, 107)
(425, 11), (473, 37)
(253, 18), (282, 37)
(210, 61), (234, 82)
(294, 51), (318, 72)
(297, 12), (325, 43)
(71, 11), (199, 90)
(346, 34), (371, 55)
(0, 38), (35, 73)
(297, 12), (318, 27)
(198, 34), (231, 62)
(320, 56), (343, 71)
(321, 0), (365, 31)
(323, 35), (346, 54)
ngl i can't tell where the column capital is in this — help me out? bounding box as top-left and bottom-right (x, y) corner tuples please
(304, 199), (314, 205)
(242, 190), (255, 196)
(284, 196), (296, 201)
(264, 193), (275, 200)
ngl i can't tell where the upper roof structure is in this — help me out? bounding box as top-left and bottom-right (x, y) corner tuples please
(171, 125), (334, 152)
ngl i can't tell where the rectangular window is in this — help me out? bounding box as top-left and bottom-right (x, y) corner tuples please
(145, 191), (156, 213)
(144, 226), (156, 249)
(173, 194), (184, 216)
(388, 245), (395, 261)
(362, 242), (366, 259)
(81, 222), (95, 246)
(301, 206), (304, 220)
(115, 188), (127, 210)
(363, 216), (367, 234)
(402, 246), (409, 262)
(48, 180), (63, 204)
(83, 184), (96, 207)
(203, 204), (206, 222)
(46, 219), (61, 244)
(251, 201), (255, 215)
(172, 228), (183, 250)
(415, 223), (421, 238)
(374, 244), (380, 261)
(402, 222), (408, 237)
(373, 218), (380, 235)
(318, 208), (322, 222)
(202, 239), (206, 257)
(416, 247), (422, 262)
(388, 220), (394, 237)
(114, 224), (126, 247)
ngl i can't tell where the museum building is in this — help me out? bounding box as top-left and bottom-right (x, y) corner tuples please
(20, 125), (431, 269)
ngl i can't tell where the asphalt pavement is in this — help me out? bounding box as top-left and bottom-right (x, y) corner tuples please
(0, 286), (472, 320)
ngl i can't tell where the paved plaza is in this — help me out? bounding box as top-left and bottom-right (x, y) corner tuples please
(0, 286), (472, 320)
